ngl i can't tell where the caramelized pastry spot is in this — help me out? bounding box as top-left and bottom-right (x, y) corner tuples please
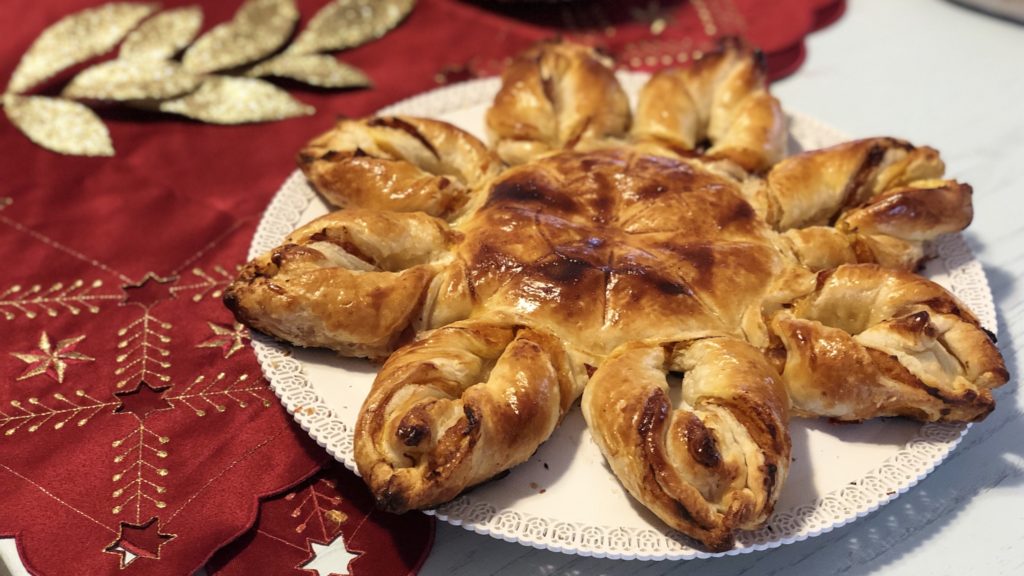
(685, 416), (722, 468)
(763, 462), (778, 500)
(486, 175), (576, 212)
(536, 255), (592, 285)
(635, 182), (669, 200)
(814, 268), (835, 290)
(718, 201), (756, 229)
(920, 296), (962, 318)
(637, 390), (668, 438)
(367, 116), (441, 159)
(396, 418), (430, 447)
(463, 405), (480, 434)
(888, 311), (938, 340)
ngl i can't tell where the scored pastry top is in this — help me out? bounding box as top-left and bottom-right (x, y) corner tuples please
(455, 148), (794, 359)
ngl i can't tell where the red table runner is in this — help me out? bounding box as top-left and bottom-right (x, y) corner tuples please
(0, 1), (842, 574)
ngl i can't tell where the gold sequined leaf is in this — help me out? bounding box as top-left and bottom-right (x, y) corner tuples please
(247, 54), (371, 89)
(6, 3), (158, 95)
(158, 76), (314, 124)
(3, 95), (114, 156)
(120, 6), (205, 61)
(63, 60), (201, 101)
(286, 0), (415, 56)
(181, 0), (299, 76)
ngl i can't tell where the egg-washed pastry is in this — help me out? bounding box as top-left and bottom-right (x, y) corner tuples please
(225, 39), (1007, 551)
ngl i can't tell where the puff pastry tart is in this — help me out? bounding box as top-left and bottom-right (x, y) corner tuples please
(225, 39), (1008, 551)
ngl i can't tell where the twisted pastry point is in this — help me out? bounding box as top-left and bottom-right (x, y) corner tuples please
(632, 38), (787, 172)
(747, 137), (974, 271)
(768, 264), (1007, 422)
(224, 209), (455, 359)
(356, 320), (585, 512)
(583, 337), (789, 551)
(299, 116), (501, 220)
(486, 41), (631, 165)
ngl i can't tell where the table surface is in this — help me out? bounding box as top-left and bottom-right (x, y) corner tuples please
(3, 1), (1023, 575)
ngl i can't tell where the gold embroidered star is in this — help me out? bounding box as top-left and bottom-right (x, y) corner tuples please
(196, 321), (249, 358)
(12, 332), (94, 383)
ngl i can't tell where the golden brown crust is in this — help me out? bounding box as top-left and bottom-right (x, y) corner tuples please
(836, 179), (973, 241)
(766, 137), (946, 230)
(485, 41), (630, 165)
(770, 264), (1007, 421)
(223, 39), (1010, 551)
(780, 227), (924, 272)
(763, 138), (972, 271)
(456, 149), (790, 357)
(582, 338), (790, 551)
(224, 209), (456, 359)
(299, 116), (501, 220)
(355, 320), (585, 512)
(632, 38), (786, 172)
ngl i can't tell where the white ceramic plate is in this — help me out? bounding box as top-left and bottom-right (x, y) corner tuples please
(248, 74), (999, 560)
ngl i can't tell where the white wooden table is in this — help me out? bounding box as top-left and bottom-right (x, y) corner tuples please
(2, 1), (1021, 575)
(418, 1), (1024, 575)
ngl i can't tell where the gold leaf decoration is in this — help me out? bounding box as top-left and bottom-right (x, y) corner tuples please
(63, 60), (201, 101)
(158, 76), (314, 124)
(119, 6), (205, 61)
(182, 0), (299, 75)
(3, 95), (114, 156)
(287, 0), (415, 55)
(247, 54), (371, 89)
(6, 3), (158, 94)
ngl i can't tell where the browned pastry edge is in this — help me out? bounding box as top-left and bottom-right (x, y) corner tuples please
(767, 264), (1008, 422)
(582, 337), (790, 551)
(298, 116), (501, 220)
(631, 37), (787, 172)
(760, 138), (973, 272)
(486, 40), (631, 165)
(223, 209), (456, 359)
(355, 320), (585, 513)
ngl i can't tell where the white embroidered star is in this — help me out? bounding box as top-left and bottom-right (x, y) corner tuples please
(11, 332), (94, 383)
(301, 536), (360, 576)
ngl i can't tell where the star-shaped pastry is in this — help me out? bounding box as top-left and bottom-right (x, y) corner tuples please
(11, 332), (94, 383)
(104, 517), (175, 568)
(196, 321), (249, 358)
(114, 381), (173, 420)
(223, 39), (1009, 551)
(301, 536), (360, 576)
